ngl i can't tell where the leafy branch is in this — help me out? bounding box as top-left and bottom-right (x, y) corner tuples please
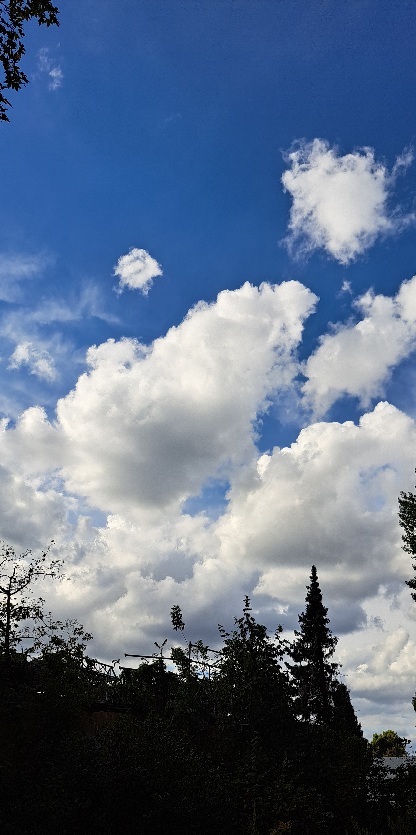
(0, 0), (59, 121)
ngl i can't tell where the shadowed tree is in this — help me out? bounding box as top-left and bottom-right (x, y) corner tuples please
(398, 478), (416, 717)
(216, 596), (291, 734)
(288, 565), (338, 724)
(0, 541), (62, 662)
(331, 680), (363, 738)
(0, 0), (59, 121)
(398, 477), (416, 602)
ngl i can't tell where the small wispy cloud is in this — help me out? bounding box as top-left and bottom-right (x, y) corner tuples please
(0, 253), (47, 281)
(0, 252), (50, 302)
(9, 341), (57, 382)
(339, 280), (352, 296)
(113, 248), (163, 295)
(47, 66), (63, 91)
(282, 139), (414, 264)
(163, 112), (182, 126)
(32, 282), (119, 326)
(37, 47), (63, 91)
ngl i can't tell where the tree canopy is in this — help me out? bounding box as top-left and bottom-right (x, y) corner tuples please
(216, 595), (290, 732)
(0, 0), (59, 121)
(371, 729), (410, 758)
(0, 541), (62, 660)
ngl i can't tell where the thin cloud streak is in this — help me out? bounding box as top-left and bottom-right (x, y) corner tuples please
(0, 252), (50, 303)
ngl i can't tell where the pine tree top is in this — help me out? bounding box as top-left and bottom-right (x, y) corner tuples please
(294, 565), (337, 655)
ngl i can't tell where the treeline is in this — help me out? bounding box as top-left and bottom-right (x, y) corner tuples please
(1, 547), (416, 835)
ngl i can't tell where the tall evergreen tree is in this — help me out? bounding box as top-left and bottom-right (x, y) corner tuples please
(398, 478), (416, 719)
(288, 565), (338, 723)
(398, 479), (416, 601)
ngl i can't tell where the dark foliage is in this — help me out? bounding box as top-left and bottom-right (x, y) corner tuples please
(0, 541), (63, 660)
(398, 479), (416, 719)
(216, 596), (290, 732)
(398, 479), (416, 602)
(288, 565), (338, 723)
(0, 0), (59, 121)
(0, 552), (412, 834)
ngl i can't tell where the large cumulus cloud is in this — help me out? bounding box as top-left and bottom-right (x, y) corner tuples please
(53, 281), (316, 516)
(1, 276), (416, 740)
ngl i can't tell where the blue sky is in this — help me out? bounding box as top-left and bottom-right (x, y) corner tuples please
(2, 0), (416, 741)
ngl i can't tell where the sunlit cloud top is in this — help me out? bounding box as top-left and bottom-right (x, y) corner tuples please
(282, 139), (414, 264)
(113, 248), (163, 295)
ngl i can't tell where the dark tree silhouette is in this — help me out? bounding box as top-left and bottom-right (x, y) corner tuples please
(0, 0), (59, 121)
(398, 478), (416, 601)
(332, 680), (363, 738)
(288, 565), (338, 723)
(0, 541), (62, 661)
(399, 478), (416, 718)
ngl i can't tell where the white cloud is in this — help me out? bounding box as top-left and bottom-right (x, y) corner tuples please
(9, 340), (57, 382)
(37, 47), (63, 90)
(0, 406), (63, 477)
(0, 252), (49, 302)
(52, 280), (316, 515)
(339, 280), (352, 296)
(347, 627), (416, 705)
(216, 401), (415, 610)
(282, 139), (414, 263)
(303, 275), (416, 415)
(47, 66), (63, 91)
(0, 464), (70, 554)
(0, 279), (118, 418)
(113, 248), (163, 295)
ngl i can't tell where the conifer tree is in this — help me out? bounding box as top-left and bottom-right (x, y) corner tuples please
(398, 480), (416, 601)
(288, 565), (338, 723)
(399, 479), (416, 718)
